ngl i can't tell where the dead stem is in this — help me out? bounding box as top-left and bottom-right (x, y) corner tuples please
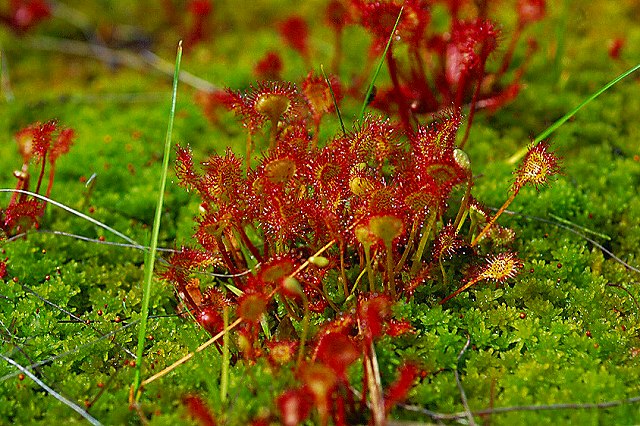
(138, 317), (243, 391)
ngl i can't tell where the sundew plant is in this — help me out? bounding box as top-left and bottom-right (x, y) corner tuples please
(1, 1), (640, 425)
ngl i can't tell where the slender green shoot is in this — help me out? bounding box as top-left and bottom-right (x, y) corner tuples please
(548, 213), (611, 241)
(0, 354), (102, 426)
(552, 0), (571, 84)
(508, 63), (640, 164)
(221, 306), (230, 404)
(133, 41), (182, 399)
(321, 64), (346, 135)
(359, 7), (403, 120)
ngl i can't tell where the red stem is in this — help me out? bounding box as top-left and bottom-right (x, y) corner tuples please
(45, 164), (56, 199)
(236, 225), (263, 263)
(460, 57), (489, 149)
(496, 23), (524, 80)
(34, 153), (47, 195)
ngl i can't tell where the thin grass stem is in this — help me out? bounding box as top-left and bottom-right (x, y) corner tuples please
(507, 63), (640, 164)
(0, 353), (102, 426)
(359, 7), (403, 120)
(221, 305), (230, 404)
(133, 41), (182, 399)
(138, 317), (243, 391)
(321, 64), (346, 135)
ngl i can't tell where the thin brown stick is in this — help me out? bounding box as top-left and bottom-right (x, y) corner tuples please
(139, 317), (243, 389)
(400, 394), (640, 421)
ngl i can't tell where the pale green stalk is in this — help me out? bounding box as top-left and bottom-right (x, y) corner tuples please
(221, 306), (230, 404)
(321, 64), (346, 135)
(359, 7), (404, 119)
(133, 41), (182, 398)
(508, 63), (640, 164)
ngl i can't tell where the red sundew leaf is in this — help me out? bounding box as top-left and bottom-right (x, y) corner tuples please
(30, 120), (57, 159)
(350, 115), (402, 169)
(195, 209), (233, 252)
(224, 81), (306, 134)
(385, 319), (414, 337)
(324, 0), (352, 31)
(182, 394), (216, 426)
(254, 51), (283, 80)
(194, 90), (233, 125)
(359, 213), (405, 250)
(396, 0), (431, 45)
(400, 181), (439, 217)
(513, 141), (562, 192)
(476, 251), (524, 283)
(277, 387), (314, 426)
(409, 109), (461, 159)
(352, 0), (403, 49)
(608, 38), (625, 60)
(404, 265), (433, 299)
(49, 128), (74, 165)
(14, 120), (57, 163)
(357, 294), (393, 340)
(202, 148), (246, 204)
(161, 246), (217, 288)
(488, 224), (516, 246)
(384, 363), (418, 411)
(315, 332), (360, 377)
(278, 16), (310, 58)
(247, 179), (311, 247)
(315, 315), (355, 339)
(259, 254), (298, 285)
(0, 259), (7, 280)
(188, 0), (212, 16)
(433, 222), (467, 260)
(266, 339), (299, 366)
(475, 81), (522, 111)
(302, 72), (342, 125)
(237, 291), (268, 323)
(517, 0), (546, 25)
(175, 144), (202, 192)
(307, 288), (330, 314)
(299, 362), (338, 423)
(6, 0), (51, 33)
(469, 197), (490, 224)
(2, 199), (44, 234)
(448, 19), (499, 79)
(196, 306), (223, 336)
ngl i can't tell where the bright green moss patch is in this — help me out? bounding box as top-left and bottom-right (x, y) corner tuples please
(1, 1), (640, 425)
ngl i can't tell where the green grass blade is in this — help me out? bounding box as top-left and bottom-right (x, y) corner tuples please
(0, 353), (103, 425)
(321, 64), (346, 135)
(133, 41), (182, 398)
(548, 213), (611, 240)
(507, 63), (640, 164)
(359, 7), (403, 120)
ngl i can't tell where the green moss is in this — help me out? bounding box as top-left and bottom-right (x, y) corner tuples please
(2, 0), (640, 424)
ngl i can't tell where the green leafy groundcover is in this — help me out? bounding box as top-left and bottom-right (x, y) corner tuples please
(1, 1), (640, 425)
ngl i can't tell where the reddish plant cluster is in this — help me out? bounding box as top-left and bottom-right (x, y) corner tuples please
(166, 73), (560, 422)
(0, 0), (50, 33)
(161, 0), (214, 51)
(1, 120), (75, 238)
(270, 0), (546, 143)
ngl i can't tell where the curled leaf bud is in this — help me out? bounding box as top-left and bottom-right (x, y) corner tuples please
(453, 148), (472, 176)
(309, 256), (330, 268)
(282, 276), (304, 298)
